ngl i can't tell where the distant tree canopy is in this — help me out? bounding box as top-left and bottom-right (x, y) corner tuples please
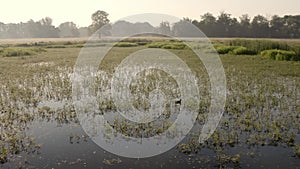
(111, 20), (155, 36)
(0, 11), (299, 39)
(192, 12), (299, 38)
(172, 18), (203, 37)
(157, 21), (172, 36)
(58, 22), (79, 38)
(0, 17), (59, 38)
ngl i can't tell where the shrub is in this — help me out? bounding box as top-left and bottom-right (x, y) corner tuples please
(215, 45), (238, 54)
(147, 42), (165, 48)
(261, 49), (299, 61)
(261, 50), (277, 60)
(232, 47), (257, 55)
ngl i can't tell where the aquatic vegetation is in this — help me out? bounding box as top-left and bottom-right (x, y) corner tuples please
(214, 45), (238, 54)
(295, 145), (300, 158)
(103, 158), (122, 165)
(261, 49), (299, 61)
(69, 133), (88, 144)
(0, 39), (299, 168)
(217, 153), (241, 167)
(232, 46), (256, 55)
(177, 138), (200, 154)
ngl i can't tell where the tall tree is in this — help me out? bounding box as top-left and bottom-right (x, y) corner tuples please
(198, 13), (217, 37)
(251, 15), (270, 38)
(37, 17), (59, 38)
(216, 12), (236, 37)
(270, 15), (285, 38)
(239, 14), (251, 37)
(282, 15), (300, 38)
(39, 17), (53, 26)
(89, 10), (110, 37)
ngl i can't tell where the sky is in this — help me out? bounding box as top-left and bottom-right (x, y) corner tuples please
(0, 0), (299, 27)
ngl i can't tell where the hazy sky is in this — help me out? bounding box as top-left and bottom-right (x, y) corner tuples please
(1, 0), (299, 27)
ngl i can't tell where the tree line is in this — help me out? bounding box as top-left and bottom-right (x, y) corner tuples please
(0, 11), (299, 39)
(192, 12), (299, 38)
(0, 17), (89, 39)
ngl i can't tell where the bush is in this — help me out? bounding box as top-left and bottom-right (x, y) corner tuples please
(162, 43), (186, 50)
(0, 47), (46, 57)
(215, 45), (238, 54)
(232, 47), (257, 55)
(114, 42), (138, 47)
(147, 42), (165, 48)
(261, 50), (277, 60)
(261, 49), (299, 61)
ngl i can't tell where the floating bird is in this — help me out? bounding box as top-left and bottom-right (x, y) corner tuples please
(175, 99), (181, 105)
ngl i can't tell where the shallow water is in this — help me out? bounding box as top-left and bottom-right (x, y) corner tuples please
(1, 118), (299, 169)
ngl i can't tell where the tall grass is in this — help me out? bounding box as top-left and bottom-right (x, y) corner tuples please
(290, 45), (300, 57)
(212, 39), (300, 60)
(227, 39), (289, 52)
